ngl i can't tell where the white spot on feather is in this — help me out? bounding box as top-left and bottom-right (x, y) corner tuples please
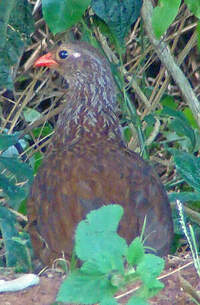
(73, 52), (81, 58)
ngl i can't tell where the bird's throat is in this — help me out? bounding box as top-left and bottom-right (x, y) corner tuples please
(53, 79), (122, 147)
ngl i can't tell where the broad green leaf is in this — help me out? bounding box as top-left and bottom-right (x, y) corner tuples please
(0, 156), (33, 183)
(1, 138), (27, 158)
(144, 278), (164, 298)
(169, 118), (195, 149)
(42, 0), (90, 34)
(80, 260), (108, 275)
(122, 126), (132, 143)
(152, 0), (181, 38)
(169, 192), (200, 202)
(56, 270), (117, 304)
(161, 106), (196, 149)
(183, 108), (199, 129)
(0, 0), (34, 89)
(136, 254), (165, 285)
(92, 15), (117, 47)
(8, 234), (32, 272)
(0, 208), (32, 271)
(30, 151), (44, 174)
(160, 96), (178, 110)
(23, 107), (42, 123)
(78, 204), (123, 233)
(126, 237), (145, 266)
(0, 134), (19, 151)
(80, 255), (124, 289)
(170, 150), (200, 192)
(184, 0), (200, 18)
(0, 174), (27, 209)
(0, 156), (33, 209)
(32, 124), (53, 138)
(143, 114), (156, 125)
(81, 255), (124, 276)
(143, 114), (156, 139)
(0, 207), (18, 266)
(160, 106), (188, 123)
(100, 296), (118, 305)
(91, 0), (142, 44)
(75, 205), (127, 273)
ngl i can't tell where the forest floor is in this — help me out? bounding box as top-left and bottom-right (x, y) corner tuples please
(0, 253), (199, 305)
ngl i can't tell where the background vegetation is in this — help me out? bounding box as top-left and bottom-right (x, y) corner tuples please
(0, 0), (200, 303)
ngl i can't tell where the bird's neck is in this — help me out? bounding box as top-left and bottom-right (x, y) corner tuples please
(53, 78), (123, 147)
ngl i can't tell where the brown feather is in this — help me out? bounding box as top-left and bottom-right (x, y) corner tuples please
(27, 42), (173, 265)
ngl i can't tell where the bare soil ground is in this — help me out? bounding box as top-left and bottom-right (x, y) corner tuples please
(0, 254), (199, 305)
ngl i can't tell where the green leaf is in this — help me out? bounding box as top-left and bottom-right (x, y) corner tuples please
(30, 151), (44, 174)
(77, 204), (124, 238)
(143, 278), (164, 298)
(169, 118), (195, 149)
(100, 296), (118, 305)
(152, 0), (181, 38)
(32, 124), (53, 138)
(126, 237), (145, 266)
(143, 114), (156, 125)
(0, 134), (19, 151)
(42, 0), (90, 34)
(0, 156), (33, 209)
(169, 192), (200, 202)
(136, 254), (165, 286)
(56, 270), (117, 304)
(170, 150), (200, 192)
(91, 0), (142, 44)
(160, 96), (178, 110)
(161, 106), (189, 123)
(75, 205), (127, 264)
(184, 0), (200, 18)
(122, 126), (132, 143)
(0, 174), (27, 209)
(161, 106), (196, 149)
(197, 20), (200, 51)
(0, 207), (31, 271)
(0, 0), (34, 89)
(0, 156), (33, 183)
(127, 296), (149, 305)
(75, 205), (127, 274)
(92, 15), (117, 47)
(0, 207), (18, 266)
(9, 234), (32, 272)
(23, 107), (42, 123)
(183, 108), (199, 129)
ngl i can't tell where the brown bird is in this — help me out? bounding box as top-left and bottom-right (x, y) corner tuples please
(27, 42), (173, 265)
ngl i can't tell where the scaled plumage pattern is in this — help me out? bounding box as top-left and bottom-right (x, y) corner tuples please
(27, 42), (173, 265)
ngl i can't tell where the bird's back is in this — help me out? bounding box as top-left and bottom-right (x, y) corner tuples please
(27, 138), (173, 265)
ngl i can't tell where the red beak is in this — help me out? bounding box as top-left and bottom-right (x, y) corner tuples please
(34, 52), (58, 67)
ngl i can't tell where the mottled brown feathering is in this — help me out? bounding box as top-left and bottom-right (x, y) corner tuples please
(27, 42), (173, 265)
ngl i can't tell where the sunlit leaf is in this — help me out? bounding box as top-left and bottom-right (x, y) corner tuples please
(91, 0), (142, 44)
(42, 0), (90, 34)
(152, 0), (181, 38)
(0, 0), (34, 89)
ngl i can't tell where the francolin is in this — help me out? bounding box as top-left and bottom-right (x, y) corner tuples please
(27, 42), (173, 265)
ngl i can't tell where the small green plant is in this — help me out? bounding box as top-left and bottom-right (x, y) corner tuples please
(0, 133), (33, 271)
(56, 205), (165, 305)
(0, 0), (34, 89)
(152, 0), (200, 44)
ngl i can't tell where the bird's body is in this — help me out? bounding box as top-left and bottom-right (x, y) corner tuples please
(27, 42), (173, 265)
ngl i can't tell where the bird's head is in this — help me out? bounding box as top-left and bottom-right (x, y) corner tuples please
(34, 42), (113, 88)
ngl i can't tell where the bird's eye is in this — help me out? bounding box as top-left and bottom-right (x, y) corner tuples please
(58, 50), (68, 59)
